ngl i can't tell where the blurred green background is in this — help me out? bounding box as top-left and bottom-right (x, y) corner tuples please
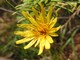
(0, 0), (80, 60)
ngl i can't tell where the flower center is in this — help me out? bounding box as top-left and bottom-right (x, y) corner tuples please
(39, 29), (47, 35)
(38, 24), (48, 35)
(33, 23), (49, 36)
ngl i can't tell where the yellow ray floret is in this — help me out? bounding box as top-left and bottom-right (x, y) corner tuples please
(15, 3), (61, 55)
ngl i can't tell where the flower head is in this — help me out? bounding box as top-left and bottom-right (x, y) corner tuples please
(15, 3), (61, 55)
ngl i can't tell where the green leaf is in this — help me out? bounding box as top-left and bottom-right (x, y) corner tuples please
(62, 29), (79, 51)
(71, 38), (77, 60)
(62, 38), (72, 50)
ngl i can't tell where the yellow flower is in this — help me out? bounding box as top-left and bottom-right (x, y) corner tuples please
(15, 3), (61, 55)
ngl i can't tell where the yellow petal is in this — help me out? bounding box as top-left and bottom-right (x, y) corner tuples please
(32, 7), (38, 17)
(16, 37), (34, 44)
(38, 2), (46, 23)
(14, 31), (24, 35)
(17, 24), (35, 29)
(14, 31), (26, 37)
(36, 13), (46, 23)
(49, 25), (61, 33)
(46, 35), (53, 43)
(38, 36), (45, 55)
(49, 17), (57, 28)
(40, 36), (45, 44)
(47, 4), (53, 22)
(21, 11), (29, 19)
(38, 43), (44, 55)
(39, 2), (45, 17)
(49, 17), (54, 24)
(50, 33), (58, 37)
(14, 31), (34, 37)
(40, 13), (45, 23)
(34, 36), (41, 47)
(21, 11), (39, 26)
(45, 40), (50, 49)
(24, 40), (36, 49)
